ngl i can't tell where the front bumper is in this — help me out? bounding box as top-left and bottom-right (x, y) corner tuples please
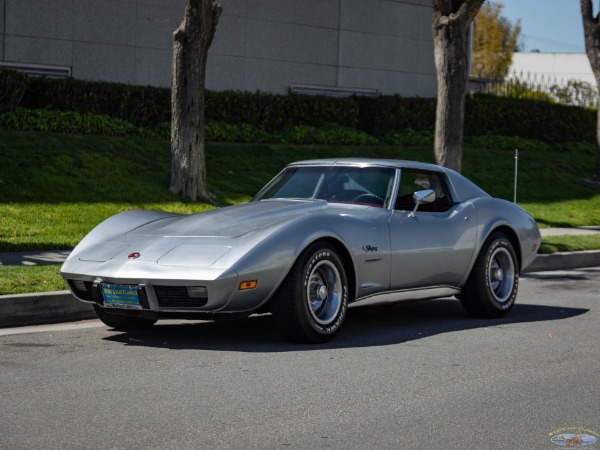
(61, 271), (275, 319)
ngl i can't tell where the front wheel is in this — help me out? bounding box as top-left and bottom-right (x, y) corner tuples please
(93, 304), (157, 331)
(460, 232), (519, 318)
(272, 243), (349, 343)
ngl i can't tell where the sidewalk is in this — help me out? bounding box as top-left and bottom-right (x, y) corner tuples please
(1, 227), (600, 328)
(539, 226), (600, 236)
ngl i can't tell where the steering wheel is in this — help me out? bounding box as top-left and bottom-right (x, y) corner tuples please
(353, 193), (384, 205)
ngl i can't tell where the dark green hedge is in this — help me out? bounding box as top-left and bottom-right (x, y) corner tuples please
(0, 108), (149, 136)
(3, 107), (594, 153)
(0, 69), (27, 113)
(355, 94), (596, 144)
(464, 95), (596, 144)
(205, 90), (358, 131)
(0, 69), (595, 143)
(21, 76), (170, 128)
(355, 96), (436, 135)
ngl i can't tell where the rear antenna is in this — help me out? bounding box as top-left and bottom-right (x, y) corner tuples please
(513, 149), (518, 204)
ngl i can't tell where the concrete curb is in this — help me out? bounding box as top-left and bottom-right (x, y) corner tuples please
(0, 291), (96, 328)
(523, 250), (600, 273)
(1, 251), (600, 328)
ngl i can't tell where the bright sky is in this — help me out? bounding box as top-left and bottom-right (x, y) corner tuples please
(499, 0), (585, 53)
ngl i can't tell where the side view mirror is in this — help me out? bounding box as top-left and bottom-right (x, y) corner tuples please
(408, 189), (436, 218)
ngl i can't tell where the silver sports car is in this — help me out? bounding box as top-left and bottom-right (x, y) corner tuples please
(61, 158), (541, 343)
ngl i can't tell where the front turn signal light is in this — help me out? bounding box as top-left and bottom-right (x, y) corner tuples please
(239, 280), (257, 290)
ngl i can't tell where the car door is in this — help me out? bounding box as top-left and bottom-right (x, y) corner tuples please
(389, 169), (477, 289)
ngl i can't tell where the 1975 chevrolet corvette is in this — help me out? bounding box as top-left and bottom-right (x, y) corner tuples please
(61, 158), (541, 343)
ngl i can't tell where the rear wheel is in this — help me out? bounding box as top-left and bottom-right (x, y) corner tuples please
(93, 304), (157, 331)
(460, 232), (519, 318)
(272, 243), (349, 343)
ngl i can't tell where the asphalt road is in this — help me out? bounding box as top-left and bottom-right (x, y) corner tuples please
(1, 268), (599, 450)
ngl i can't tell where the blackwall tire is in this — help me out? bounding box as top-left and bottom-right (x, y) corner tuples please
(272, 243), (349, 344)
(460, 232), (519, 318)
(93, 304), (157, 330)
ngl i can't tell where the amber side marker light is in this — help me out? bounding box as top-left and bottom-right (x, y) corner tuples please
(239, 280), (257, 290)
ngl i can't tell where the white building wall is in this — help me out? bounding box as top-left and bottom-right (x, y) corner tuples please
(509, 52), (595, 85)
(0, 0), (436, 97)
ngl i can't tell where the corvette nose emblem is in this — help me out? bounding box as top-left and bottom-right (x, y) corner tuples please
(128, 252), (141, 259)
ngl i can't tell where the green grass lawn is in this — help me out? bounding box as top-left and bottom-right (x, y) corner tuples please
(539, 234), (600, 253)
(0, 265), (64, 294)
(0, 132), (441, 251)
(1, 130), (599, 294)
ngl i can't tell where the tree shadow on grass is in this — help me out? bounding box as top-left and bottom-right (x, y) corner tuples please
(0, 241), (73, 254)
(102, 299), (587, 353)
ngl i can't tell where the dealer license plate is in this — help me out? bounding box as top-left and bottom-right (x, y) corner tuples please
(102, 284), (142, 309)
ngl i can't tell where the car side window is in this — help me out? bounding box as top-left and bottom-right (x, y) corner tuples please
(394, 170), (453, 212)
(315, 167), (395, 207)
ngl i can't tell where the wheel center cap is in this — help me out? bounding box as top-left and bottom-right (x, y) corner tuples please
(495, 268), (504, 282)
(317, 285), (328, 300)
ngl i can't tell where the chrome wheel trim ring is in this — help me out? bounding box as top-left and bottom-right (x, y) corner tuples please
(489, 247), (515, 303)
(306, 260), (342, 325)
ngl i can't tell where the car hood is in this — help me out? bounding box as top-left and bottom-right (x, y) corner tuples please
(128, 200), (328, 238)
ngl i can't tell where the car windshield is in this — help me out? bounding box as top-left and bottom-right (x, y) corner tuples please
(254, 166), (396, 208)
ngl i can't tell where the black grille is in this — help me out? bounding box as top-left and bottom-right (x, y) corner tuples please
(68, 280), (94, 301)
(153, 285), (208, 308)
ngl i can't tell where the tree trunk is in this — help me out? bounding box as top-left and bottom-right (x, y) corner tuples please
(170, 0), (222, 202)
(432, 0), (483, 173)
(581, 0), (600, 179)
(595, 99), (600, 179)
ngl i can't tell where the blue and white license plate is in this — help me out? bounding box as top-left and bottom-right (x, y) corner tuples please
(102, 284), (141, 309)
